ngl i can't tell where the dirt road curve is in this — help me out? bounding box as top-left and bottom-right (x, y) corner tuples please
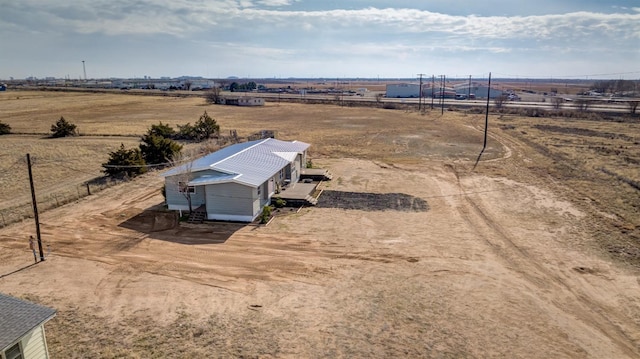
(1, 150), (639, 356)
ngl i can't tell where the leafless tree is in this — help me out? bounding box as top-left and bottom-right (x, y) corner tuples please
(628, 100), (639, 115)
(574, 98), (593, 112)
(169, 151), (196, 213)
(493, 94), (508, 109)
(551, 97), (564, 110)
(205, 87), (222, 104)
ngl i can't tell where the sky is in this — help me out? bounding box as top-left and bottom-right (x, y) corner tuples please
(1, 0), (639, 80)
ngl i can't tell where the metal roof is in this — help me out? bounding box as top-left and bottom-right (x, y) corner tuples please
(163, 138), (310, 187)
(0, 293), (56, 351)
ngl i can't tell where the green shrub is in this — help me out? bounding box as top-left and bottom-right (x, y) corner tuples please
(50, 116), (78, 138)
(139, 134), (182, 166)
(0, 121), (10, 135)
(148, 122), (175, 138)
(259, 205), (272, 224)
(102, 144), (147, 178)
(273, 198), (286, 208)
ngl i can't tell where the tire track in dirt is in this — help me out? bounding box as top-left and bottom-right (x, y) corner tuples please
(446, 144), (640, 358)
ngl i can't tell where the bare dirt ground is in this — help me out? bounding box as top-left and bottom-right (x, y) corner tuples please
(0, 92), (639, 357)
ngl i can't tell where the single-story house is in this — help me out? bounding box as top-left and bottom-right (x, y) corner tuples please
(162, 138), (309, 222)
(0, 293), (56, 359)
(220, 97), (265, 106)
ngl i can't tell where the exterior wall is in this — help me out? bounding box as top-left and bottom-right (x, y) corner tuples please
(300, 150), (307, 168)
(238, 98), (265, 106)
(4, 325), (51, 359)
(23, 325), (49, 359)
(284, 164), (292, 182)
(205, 182), (258, 222)
(386, 84), (420, 98)
(164, 175), (206, 211)
(456, 86), (503, 99)
(258, 181), (271, 209)
(294, 154), (302, 182)
(223, 98), (265, 106)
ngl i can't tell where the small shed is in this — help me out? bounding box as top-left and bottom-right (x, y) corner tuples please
(0, 293), (56, 359)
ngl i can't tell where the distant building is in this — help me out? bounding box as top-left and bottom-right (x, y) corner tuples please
(423, 87), (456, 99)
(221, 97), (265, 106)
(186, 79), (216, 91)
(386, 83), (458, 99)
(454, 82), (504, 99)
(386, 83), (420, 98)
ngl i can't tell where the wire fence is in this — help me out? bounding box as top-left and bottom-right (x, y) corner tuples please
(0, 177), (127, 228)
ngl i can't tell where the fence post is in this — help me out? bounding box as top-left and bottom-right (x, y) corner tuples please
(86, 183), (91, 196)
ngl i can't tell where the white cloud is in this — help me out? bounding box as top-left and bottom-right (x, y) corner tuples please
(3, 2), (639, 42)
(257, 0), (296, 6)
(1, 1), (638, 79)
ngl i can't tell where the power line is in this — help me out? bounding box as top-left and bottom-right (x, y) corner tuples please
(417, 73), (425, 111)
(492, 70), (640, 79)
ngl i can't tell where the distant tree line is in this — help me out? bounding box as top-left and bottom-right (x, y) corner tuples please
(229, 81), (257, 92)
(590, 80), (638, 95)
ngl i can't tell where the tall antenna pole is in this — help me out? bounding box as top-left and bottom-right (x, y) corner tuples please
(82, 60), (87, 81)
(417, 73), (425, 111)
(468, 75), (472, 100)
(27, 154), (45, 262)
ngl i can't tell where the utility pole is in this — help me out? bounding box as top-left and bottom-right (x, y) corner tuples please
(483, 72), (492, 150)
(431, 75), (435, 109)
(27, 154), (45, 262)
(440, 75), (446, 115)
(82, 60), (87, 81)
(468, 75), (472, 100)
(473, 72), (493, 170)
(417, 73), (425, 111)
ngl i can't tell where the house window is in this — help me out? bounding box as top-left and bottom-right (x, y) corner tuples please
(3, 342), (23, 359)
(178, 182), (196, 194)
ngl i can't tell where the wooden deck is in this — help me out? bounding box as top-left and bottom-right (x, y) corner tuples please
(272, 181), (320, 206)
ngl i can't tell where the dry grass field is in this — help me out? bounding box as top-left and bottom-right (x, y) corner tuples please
(0, 90), (639, 358)
(0, 91), (502, 224)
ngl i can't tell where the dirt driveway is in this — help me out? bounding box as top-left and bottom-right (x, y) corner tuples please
(1, 152), (639, 357)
